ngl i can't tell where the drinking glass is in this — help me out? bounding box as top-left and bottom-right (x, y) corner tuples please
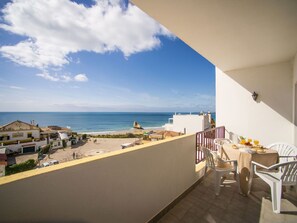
(254, 140), (259, 146)
(240, 139), (246, 145)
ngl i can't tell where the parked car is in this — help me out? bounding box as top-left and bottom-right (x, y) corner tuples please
(49, 160), (59, 165)
(41, 162), (50, 167)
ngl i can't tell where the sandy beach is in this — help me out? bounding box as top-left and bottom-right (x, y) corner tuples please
(43, 137), (139, 164)
(14, 137), (139, 166)
(79, 127), (164, 136)
(14, 128), (166, 167)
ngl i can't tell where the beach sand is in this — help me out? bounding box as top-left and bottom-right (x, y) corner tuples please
(14, 127), (178, 168)
(13, 137), (140, 166)
(36, 137), (138, 165)
(80, 127), (164, 136)
(38, 127), (164, 165)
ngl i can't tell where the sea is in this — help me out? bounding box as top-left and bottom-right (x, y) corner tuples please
(0, 112), (216, 134)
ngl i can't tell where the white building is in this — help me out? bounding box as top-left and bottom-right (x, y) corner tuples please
(163, 113), (211, 134)
(0, 120), (40, 141)
(0, 121), (72, 153)
(40, 126), (72, 149)
(0, 120), (47, 153)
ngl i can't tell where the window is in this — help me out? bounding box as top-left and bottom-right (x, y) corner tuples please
(0, 135), (10, 141)
(12, 132), (24, 138)
(27, 132), (32, 138)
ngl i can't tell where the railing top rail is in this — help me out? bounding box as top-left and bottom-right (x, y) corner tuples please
(196, 126), (225, 135)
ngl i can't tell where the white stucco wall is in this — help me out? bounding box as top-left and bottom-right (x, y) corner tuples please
(51, 140), (63, 149)
(167, 114), (209, 134)
(0, 140), (47, 153)
(216, 61), (294, 145)
(0, 135), (204, 223)
(0, 130), (40, 142)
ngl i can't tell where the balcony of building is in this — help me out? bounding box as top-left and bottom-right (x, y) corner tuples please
(0, 134), (201, 223)
(0, 127), (296, 222)
(0, 2), (296, 221)
(158, 169), (297, 223)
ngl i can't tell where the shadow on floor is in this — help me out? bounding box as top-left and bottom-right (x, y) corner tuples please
(158, 171), (297, 223)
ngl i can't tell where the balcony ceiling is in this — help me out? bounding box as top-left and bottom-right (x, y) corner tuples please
(132, 0), (297, 71)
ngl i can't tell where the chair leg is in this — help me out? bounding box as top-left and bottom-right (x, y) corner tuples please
(236, 171), (242, 194)
(204, 166), (208, 178)
(215, 172), (223, 196)
(271, 182), (282, 214)
(248, 165), (254, 195)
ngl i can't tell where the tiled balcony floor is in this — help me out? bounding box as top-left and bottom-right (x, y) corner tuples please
(158, 171), (297, 223)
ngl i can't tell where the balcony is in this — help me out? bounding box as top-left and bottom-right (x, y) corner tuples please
(0, 132), (296, 222)
(158, 171), (297, 223)
(0, 134), (201, 222)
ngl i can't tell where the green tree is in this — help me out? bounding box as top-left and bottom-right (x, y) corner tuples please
(62, 139), (67, 148)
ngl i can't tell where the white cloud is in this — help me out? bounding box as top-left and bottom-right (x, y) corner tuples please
(61, 75), (72, 82)
(0, 40), (69, 69)
(36, 72), (88, 82)
(74, 74), (88, 82)
(36, 73), (60, 82)
(9, 85), (25, 90)
(0, 0), (172, 70)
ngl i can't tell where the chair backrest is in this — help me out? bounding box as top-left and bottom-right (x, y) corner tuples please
(214, 138), (232, 150)
(275, 161), (297, 184)
(266, 142), (297, 163)
(229, 132), (240, 144)
(202, 147), (216, 169)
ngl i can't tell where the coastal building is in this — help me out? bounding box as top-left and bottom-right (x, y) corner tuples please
(40, 126), (72, 149)
(0, 120), (40, 142)
(0, 121), (72, 153)
(163, 113), (211, 134)
(0, 120), (46, 153)
(0, 1), (296, 223)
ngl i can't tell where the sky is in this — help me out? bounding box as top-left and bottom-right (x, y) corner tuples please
(0, 0), (215, 112)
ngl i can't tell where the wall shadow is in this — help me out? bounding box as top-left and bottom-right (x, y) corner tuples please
(224, 61), (293, 123)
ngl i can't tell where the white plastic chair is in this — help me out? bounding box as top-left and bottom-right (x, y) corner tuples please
(214, 138), (232, 155)
(203, 147), (240, 195)
(266, 142), (297, 163)
(229, 132), (241, 144)
(252, 160), (297, 213)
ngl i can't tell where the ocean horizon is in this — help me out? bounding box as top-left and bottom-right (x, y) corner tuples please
(0, 112), (216, 133)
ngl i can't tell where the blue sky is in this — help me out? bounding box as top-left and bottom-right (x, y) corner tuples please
(0, 0), (215, 112)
